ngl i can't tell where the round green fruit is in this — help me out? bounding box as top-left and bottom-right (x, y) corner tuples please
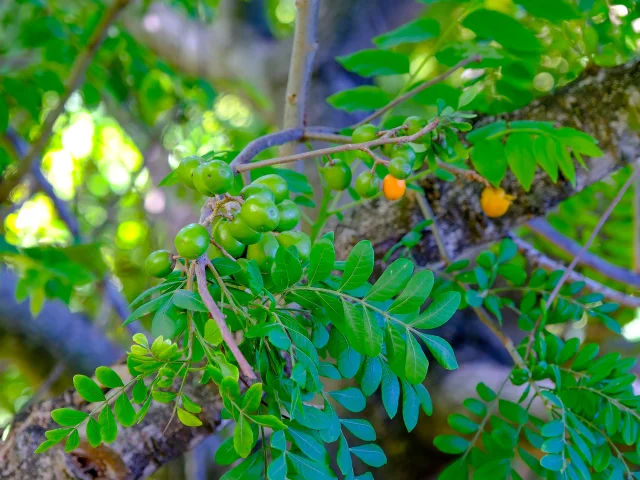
(247, 233), (279, 273)
(241, 183), (275, 203)
(405, 116), (425, 136)
(254, 174), (289, 204)
(352, 124), (378, 143)
(355, 172), (381, 198)
(174, 223), (210, 259)
(228, 215), (262, 245)
(241, 196), (280, 233)
(388, 157), (412, 180)
(144, 250), (175, 277)
(323, 160), (352, 191)
(177, 155), (203, 189)
(392, 145), (416, 164)
(193, 160), (234, 196)
(276, 231), (311, 262)
(275, 200), (301, 232)
(213, 220), (246, 258)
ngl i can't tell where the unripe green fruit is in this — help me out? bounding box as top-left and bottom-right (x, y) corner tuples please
(323, 160), (352, 191)
(213, 220), (246, 258)
(352, 124), (378, 143)
(276, 231), (311, 262)
(177, 156), (204, 189)
(241, 196), (280, 233)
(193, 160), (234, 196)
(388, 157), (412, 180)
(241, 183), (276, 203)
(355, 172), (380, 198)
(253, 174), (289, 204)
(144, 250), (175, 277)
(174, 223), (210, 259)
(228, 215), (262, 245)
(247, 233), (279, 273)
(391, 145), (417, 164)
(405, 116), (425, 136)
(275, 200), (301, 232)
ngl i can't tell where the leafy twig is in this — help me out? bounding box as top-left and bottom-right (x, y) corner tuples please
(352, 56), (482, 128)
(235, 119), (440, 173)
(0, 0), (132, 203)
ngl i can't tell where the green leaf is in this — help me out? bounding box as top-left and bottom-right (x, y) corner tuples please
(373, 18), (440, 48)
(132, 380), (148, 404)
(471, 139), (508, 187)
(215, 437), (241, 465)
(268, 454), (288, 480)
(385, 324), (407, 377)
(448, 413), (478, 434)
(415, 384), (433, 415)
(288, 426), (326, 460)
(86, 418), (102, 448)
(233, 415), (254, 458)
(515, 0), (580, 22)
(241, 383), (263, 412)
(152, 299), (187, 339)
(360, 357), (382, 396)
(0, 96), (8, 133)
(327, 86), (391, 113)
(418, 333), (458, 370)
(273, 247), (303, 291)
(337, 49), (410, 77)
(34, 440), (59, 454)
(114, 394), (136, 427)
(220, 452), (263, 480)
(411, 291), (461, 329)
(95, 366), (124, 388)
(172, 290), (209, 312)
(177, 408), (203, 427)
(381, 365), (400, 418)
(65, 429), (80, 452)
(498, 399), (529, 425)
(506, 133), (537, 191)
(340, 240), (374, 291)
(248, 414), (287, 430)
(349, 444), (387, 467)
(341, 301), (383, 357)
(123, 291), (174, 326)
(434, 434), (469, 454)
(405, 333), (429, 384)
(51, 408), (89, 427)
(307, 239), (335, 285)
(158, 169), (180, 187)
(365, 258), (413, 302)
(402, 381), (420, 432)
(462, 9), (542, 53)
(182, 394), (202, 414)
(98, 407), (117, 443)
(540, 453), (564, 471)
(73, 375), (106, 402)
(329, 387), (366, 413)
(388, 270), (434, 314)
(287, 452), (337, 479)
(337, 434), (353, 476)
(533, 135), (559, 183)
(341, 418), (376, 441)
(204, 319), (223, 345)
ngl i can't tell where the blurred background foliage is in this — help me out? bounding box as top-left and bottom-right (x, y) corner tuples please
(0, 0), (639, 476)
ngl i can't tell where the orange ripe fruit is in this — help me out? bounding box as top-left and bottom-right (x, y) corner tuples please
(480, 187), (515, 218)
(383, 174), (406, 201)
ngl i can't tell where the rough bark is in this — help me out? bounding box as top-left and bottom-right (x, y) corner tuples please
(332, 60), (640, 263)
(0, 378), (223, 480)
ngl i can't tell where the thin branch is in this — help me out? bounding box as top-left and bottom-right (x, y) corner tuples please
(235, 119), (441, 173)
(525, 161), (640, 358)
(280, 0), (320, 156)
(414, 191), (451, 263)
(195, 256), (256, 379)
(436, 160), (490, 187)
(303, 131), (351, 144)
(352, 55), (482, 128)
(0, 0), (132, 203)
(512, 236), (640, 308)
(527, 218), (640, 287)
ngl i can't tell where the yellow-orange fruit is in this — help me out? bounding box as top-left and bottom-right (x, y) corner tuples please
(383, 174), (406, 201)
(480, 187), (515, 218)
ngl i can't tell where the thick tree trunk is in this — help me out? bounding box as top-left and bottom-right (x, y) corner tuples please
(2, 58), (639, 479)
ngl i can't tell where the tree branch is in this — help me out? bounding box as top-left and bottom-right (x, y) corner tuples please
(352, 55), (482, 128)
(0, 0), (132, 203)
(511, 236), (640, 308)
(527, 217), (640, 287)
(280, 0), (320, 156)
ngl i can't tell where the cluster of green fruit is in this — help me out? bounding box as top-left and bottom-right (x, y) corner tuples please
(322, 117), (427, 199)
(145, 157), (310, 278)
